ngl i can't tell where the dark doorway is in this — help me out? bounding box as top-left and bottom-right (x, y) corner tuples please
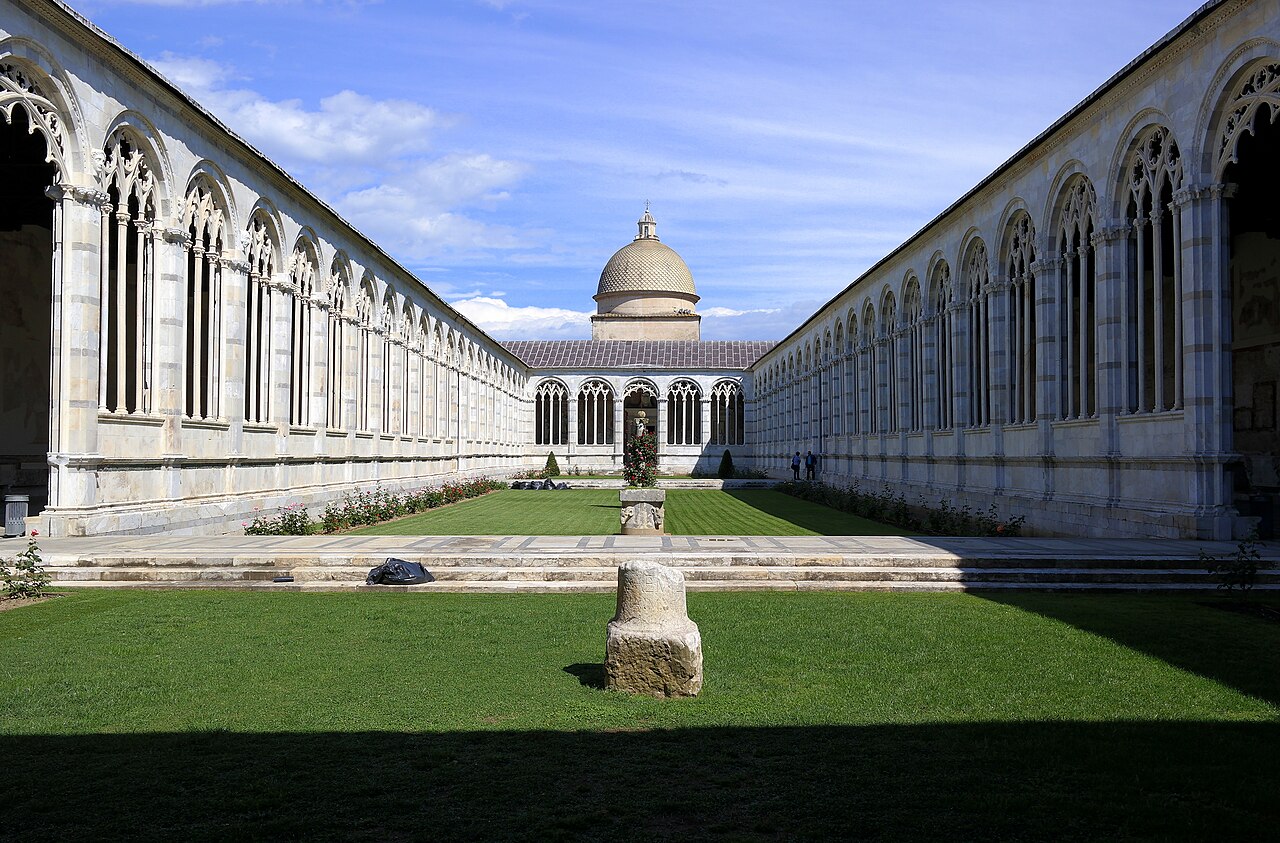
(0, 104), (56, 515)
(623, 387), (657, 450)
(1225, 103), (1280, 537)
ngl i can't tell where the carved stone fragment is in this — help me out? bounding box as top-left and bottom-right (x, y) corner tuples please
(605, 560), (702, 698)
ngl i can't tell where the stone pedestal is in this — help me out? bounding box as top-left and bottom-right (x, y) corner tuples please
(605, 560), (702, 697)
(620, 488), (665, 535)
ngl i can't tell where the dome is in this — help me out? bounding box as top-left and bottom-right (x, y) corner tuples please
(595, 210), (698, 300)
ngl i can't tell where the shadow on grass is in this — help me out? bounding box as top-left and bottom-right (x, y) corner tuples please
(723, 489), (900, 535)
(2, 722), (1276, 840)
(981, 592), (1280, 707)
(563, 662), (606, 688)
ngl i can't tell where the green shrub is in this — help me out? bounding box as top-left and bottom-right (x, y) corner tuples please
(544, 452), (560, 476)
(1, 532), (49, 599)
(1201, 529), (1269, 597)
(717, 449), (735, 479)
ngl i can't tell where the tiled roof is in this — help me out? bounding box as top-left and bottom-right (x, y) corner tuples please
(502, 340), (776, 370)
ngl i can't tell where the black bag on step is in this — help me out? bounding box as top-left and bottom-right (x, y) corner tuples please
(366, 558), (435, 585)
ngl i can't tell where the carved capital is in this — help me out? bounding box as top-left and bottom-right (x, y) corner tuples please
(162, 227), (190, 246)
(224, 259), (251, 274)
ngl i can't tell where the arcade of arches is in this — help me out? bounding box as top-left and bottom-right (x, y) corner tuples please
(0, 0), (1277, 539)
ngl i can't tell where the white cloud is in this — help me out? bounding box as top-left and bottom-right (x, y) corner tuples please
(450, 296), (591, 340)
(146, 52), (528, 260)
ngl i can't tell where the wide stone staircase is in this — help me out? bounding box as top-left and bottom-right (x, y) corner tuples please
(27, 535), (1280, 593)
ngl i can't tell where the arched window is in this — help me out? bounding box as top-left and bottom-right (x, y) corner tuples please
(832, 322), (845, 437)
(243, 211), (276, 424)
(1124, 126), (1183, 414)
(535, 380), (569, 445)
(711, 380), (745, 445)
(288, 241), (318, 426)
(845, 314), (859, 435)
(379, 292), (396, 433)
(101, 130), (157, 415)
(1006, 213), (1037, 424)
(861, 304), (877, 434)
(667, 379), (702, 445)
(963, 240), (991, 427)
(1057, 177), (1097, 419)
(326, 259), (349, 429)
(181, 178), (224, 420)
(903, 276), (924, 431)
(881, 293), (898, 432)
(354, 279), (375, 430)
(930, 261), (953, 429)
(577, 380), (615, 445)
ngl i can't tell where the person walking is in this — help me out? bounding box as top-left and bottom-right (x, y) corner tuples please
(804, 450), (817, 481)
(791, 451), (802, 480)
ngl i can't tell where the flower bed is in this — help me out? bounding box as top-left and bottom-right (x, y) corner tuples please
(242, 479), (507, 535)
(776, 480), (1025, 537)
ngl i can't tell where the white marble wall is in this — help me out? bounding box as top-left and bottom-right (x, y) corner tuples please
(0, 1), (537, 535)
(751, 0), (1280, 539)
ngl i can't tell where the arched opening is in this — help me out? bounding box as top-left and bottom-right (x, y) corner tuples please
(623, 382), (657, 448)
(1225, 101), (1280, 536)
(0, 103), (56, 516)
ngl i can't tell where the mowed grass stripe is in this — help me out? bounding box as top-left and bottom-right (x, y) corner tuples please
(349, 489), (905, 535)
(0, 591), (1277, 839)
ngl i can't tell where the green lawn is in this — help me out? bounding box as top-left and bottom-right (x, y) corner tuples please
(350, 488), (905, 535)
(1, 591), (1277, 839)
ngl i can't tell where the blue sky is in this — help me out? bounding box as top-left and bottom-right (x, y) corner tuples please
(76, 0), (1202, 340)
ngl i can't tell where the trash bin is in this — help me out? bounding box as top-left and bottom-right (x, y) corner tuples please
(4, 494), (29, 538)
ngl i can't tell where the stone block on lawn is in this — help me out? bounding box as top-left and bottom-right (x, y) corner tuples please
(619, 488), (665, 535)
(605, 560), (702, 697)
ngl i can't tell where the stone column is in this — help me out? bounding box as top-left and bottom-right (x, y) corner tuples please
(1092, 223), (1130, 506)
(699, 395), (712, 449)
(44, 185), (109, 524)
(1031, 254), (1061, 501)
(1175, 183), (1235, 537)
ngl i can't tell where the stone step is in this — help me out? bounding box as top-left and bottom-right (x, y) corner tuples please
(40, 577), (1280, 593)
(46, 564), (1280, 587)
(42, 553), (1253, 571)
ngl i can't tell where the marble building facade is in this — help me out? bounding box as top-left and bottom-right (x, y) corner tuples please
(751, 0), (1280, 539)
(2, 0), (1278, 539)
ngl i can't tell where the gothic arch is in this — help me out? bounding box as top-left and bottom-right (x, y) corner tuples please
(101, 112), (173, 219)
(1106, 108), (1177, 217)
(0, 39), (87, 179)
(1043, 160), (1093, 239)
(183, 160), (237, 237)
(245, 201), (283, 275)
(1194, 38), (1280, 180)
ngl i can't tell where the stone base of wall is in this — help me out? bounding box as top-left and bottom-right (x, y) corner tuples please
(787, 470), (1238, 540)
(38, 457), (541, 537)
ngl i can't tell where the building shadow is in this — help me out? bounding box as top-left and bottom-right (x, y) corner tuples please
(2, 721), (1275, 840)
(721, 488), (883, 534)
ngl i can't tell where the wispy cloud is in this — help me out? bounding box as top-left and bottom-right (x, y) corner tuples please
(146, 52), (528, 260)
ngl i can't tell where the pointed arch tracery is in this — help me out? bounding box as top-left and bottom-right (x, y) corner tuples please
(535, 379), (570, 446)
(1122, 125), (1184, 414)
(578, 379), (615, 446)
(1004, 211), (1037, 424)
(667, 379), (702, 446)
(100, 127), (157, 415)
(0, 61), (68, 179)
(710, 379), (745, 446)
(1056, 175), (1098, 420)
(962, 238), (991, 427)
(181, 175), (226, 421)
(243, 209), (278, 424)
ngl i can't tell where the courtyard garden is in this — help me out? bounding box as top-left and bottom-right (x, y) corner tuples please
(348, 488), (906, 536)
(1, 590), (1277, 839)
